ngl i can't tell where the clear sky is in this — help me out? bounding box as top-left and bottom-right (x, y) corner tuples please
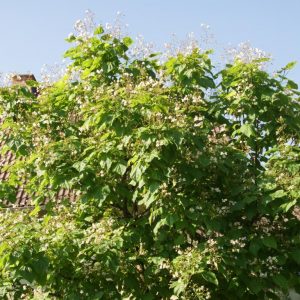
(0, 0), (299, 83)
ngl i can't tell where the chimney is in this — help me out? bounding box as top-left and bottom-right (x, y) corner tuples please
(11, 74), (38, 96)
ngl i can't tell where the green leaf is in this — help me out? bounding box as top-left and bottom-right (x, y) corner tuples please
(101, 34), (112, 41)
(86, 185), (111, 206)
(31, 256), (49, 285)
(165, 214), (178, 226)
(201, 271), (218, 286)
(65, 34), (76, 42)
(290, 250), (300, 264)
(262, 236), (277, 249)
(114, 163), (127, 176)
(174, 234), (185, 245)
(272, 274), (288, 289)
(0, 242), (8, 256)
(73, 161), (87, 173)
(153, 218), (167, 235)
(270, 189), (286, 200)
(282, 61), (297, 71)
(199, 76), (216, 89)
(248, 278), (263, 294)
(123, 37), (133, 47)
(29, 205), (41, 217)
(249, 239), (261, 256)
(287, 80), (298, 90)
(140, 190), (158, 208)
(280, 199), (296, 212)
(170, 280), (187, 296)
(94, 26), (104, 35)
(239, 124), (255, 138)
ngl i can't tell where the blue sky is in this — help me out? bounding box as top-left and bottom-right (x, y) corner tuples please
(0, 0), (299, 83)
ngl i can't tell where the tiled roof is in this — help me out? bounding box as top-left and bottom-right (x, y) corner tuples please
(0, 139), (78, 207)
(0, 77), (77, 208)
(0, 140), (14, 181)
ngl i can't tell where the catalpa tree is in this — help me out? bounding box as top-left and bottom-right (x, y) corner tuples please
(0, 22), (300, 299)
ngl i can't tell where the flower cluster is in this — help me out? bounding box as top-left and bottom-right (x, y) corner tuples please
(40, 61), (67, 86)
(230, 237), (247, 253)
(73, 9), (96, 39)
(225, 41), (271, 65)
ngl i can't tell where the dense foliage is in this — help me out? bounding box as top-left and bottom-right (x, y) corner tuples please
(0, 25), (300, 299)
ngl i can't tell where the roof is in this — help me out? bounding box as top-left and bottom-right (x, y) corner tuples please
(11, 74), (36, 85)
(0, 75), (77, 208)
(0, 140), (77, 208)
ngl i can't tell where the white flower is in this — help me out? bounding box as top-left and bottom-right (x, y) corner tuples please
(121, 99), (128, 106)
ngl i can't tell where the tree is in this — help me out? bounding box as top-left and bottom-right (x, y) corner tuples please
(0, 25), (299, 299)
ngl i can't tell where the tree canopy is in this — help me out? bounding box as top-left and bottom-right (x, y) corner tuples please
(0, 25), (300, 299)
